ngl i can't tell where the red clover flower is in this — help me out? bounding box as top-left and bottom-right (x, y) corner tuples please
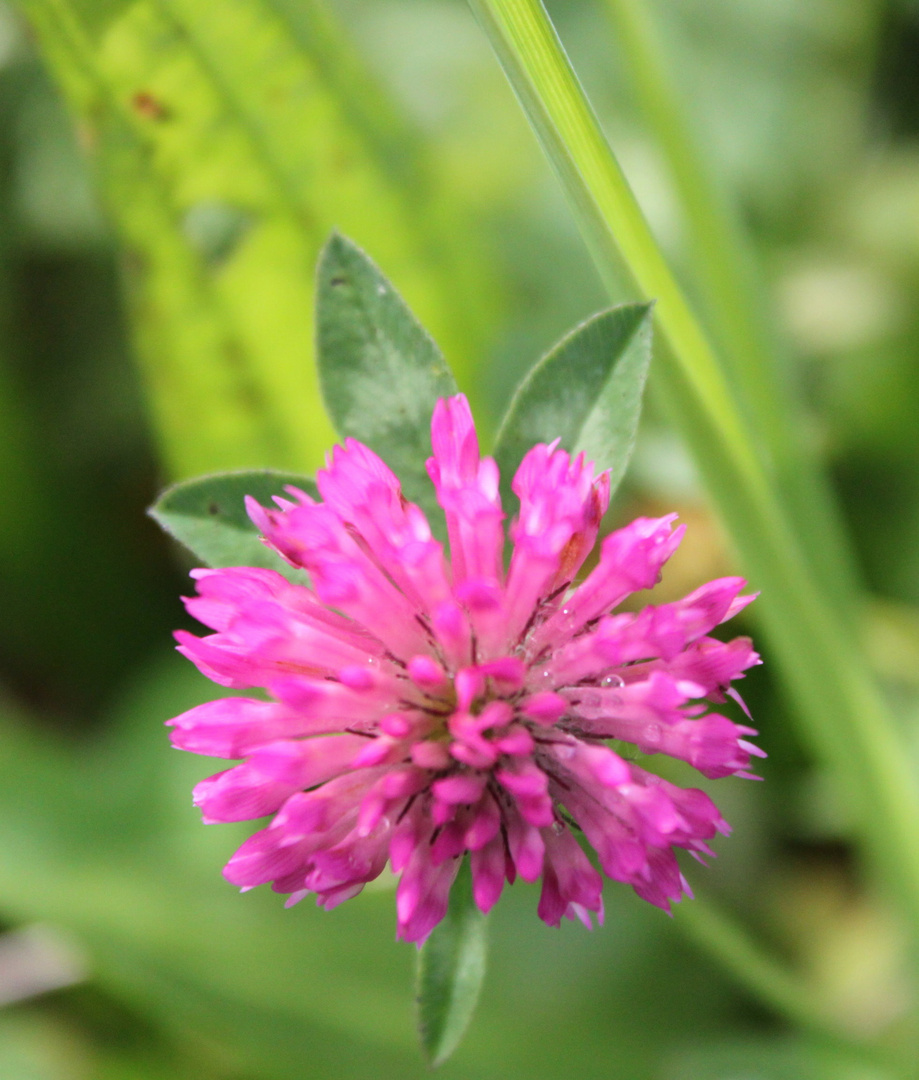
(169, 394), (762, 943)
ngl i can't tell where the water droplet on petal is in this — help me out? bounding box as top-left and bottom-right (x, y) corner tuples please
(644, 724), (662, 748)
(601, 675), (624, 688)
(551, 820), (565, 835)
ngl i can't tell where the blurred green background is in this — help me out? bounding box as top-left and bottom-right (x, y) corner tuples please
(2, 0), (919, 1076)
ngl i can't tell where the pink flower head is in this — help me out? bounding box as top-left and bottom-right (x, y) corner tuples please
(170, 395), (762, 942)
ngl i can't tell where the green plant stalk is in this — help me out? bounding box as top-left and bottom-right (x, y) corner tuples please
(601, 0), (858, 618)
(467, 0), (919, 976)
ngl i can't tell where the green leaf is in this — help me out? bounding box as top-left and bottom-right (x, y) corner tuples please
(17, 0), (490, 478)
(316, 233), (457, 521)
(493, 303), (653, 505)
(149, 469), (316, 574)
(416, 860), (488, 1067)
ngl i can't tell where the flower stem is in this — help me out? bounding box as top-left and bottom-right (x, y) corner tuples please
(467, 0), (919, 985)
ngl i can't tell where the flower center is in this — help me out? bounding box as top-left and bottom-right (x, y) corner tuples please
(395, 653), (549, 779)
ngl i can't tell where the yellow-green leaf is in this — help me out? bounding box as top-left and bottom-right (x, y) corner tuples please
(17, 0), (490, 477)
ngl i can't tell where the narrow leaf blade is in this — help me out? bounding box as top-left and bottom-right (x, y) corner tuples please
(149, 470), (317, 576)
(416, 861), (488, 1067)
(493, 303), (653, 505)
(316, 233), (457, 519)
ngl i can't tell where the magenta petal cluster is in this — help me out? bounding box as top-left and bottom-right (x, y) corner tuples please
(169, 395), (763, 942)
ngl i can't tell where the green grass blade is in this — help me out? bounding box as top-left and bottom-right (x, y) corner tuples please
(601, 0), (859, 616)
(468, 0), (919, 965)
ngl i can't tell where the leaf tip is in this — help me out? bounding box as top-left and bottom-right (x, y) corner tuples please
(319, 229), (362, 275)
(147, 479), (181, 529)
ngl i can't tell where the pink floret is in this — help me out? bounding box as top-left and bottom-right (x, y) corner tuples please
(169, 394), (762, 942)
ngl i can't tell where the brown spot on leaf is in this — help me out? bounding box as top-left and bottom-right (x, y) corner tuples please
(132, 91), (170, 121)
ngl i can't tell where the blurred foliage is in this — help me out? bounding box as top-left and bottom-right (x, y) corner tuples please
(1, 0), (919, 1077)
(14, 0), (496, 478)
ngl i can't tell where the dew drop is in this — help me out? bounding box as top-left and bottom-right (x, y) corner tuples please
(601, 675), (624, 688)
(539, 669), (553, 683)
(644, 724), (662, 748)
(551, 820), (565, 835)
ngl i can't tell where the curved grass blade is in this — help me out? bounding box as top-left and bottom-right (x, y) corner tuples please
(470, 0), (919, 977)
